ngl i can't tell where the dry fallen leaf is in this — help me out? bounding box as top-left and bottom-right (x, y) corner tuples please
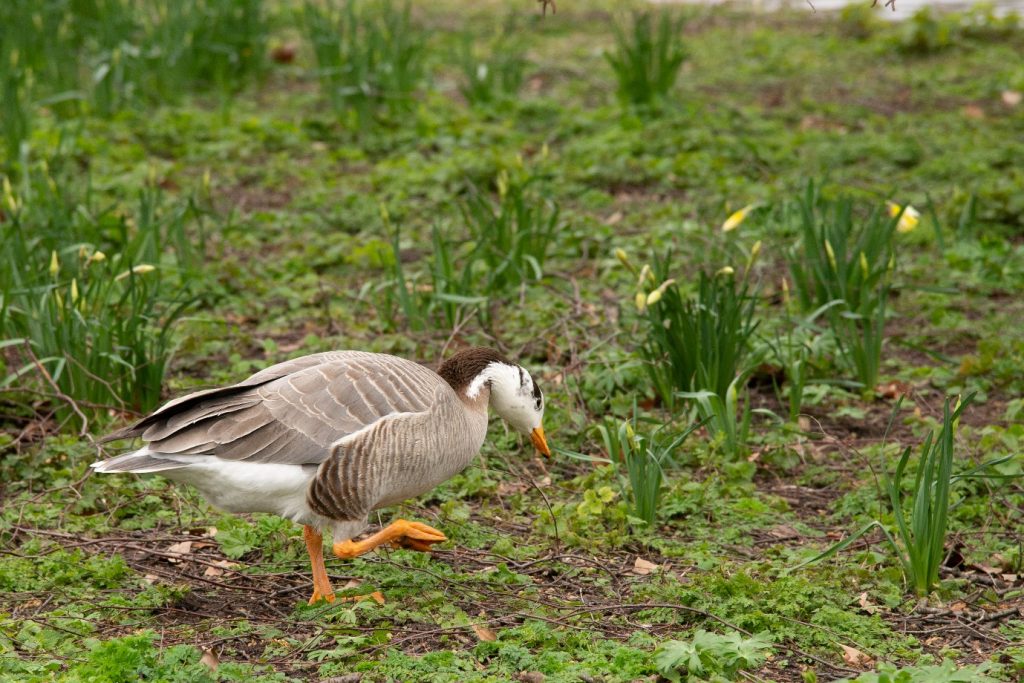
(840, 644), (872, 667)
(143, 574), (160, 585)
(857, 592), (877, 614)
(1002, 90), (1022, 106)
(517, 673), (545, 683)
(633, 557), (660, 575)
(203, 560), (240, 577)
(199, 649), (219, 671)
(963, 104), (985, 120)
(472, 624), (497, 642)
(165, 541), (193, 563)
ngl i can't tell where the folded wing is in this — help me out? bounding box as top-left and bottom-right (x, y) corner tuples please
(98, 352), (442, 468)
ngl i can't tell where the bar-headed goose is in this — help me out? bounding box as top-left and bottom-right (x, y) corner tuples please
(92, 347), (550, 604)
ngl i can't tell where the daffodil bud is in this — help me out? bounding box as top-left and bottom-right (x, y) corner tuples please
(202, 168), (211, 195)
(860, 252), (869, 279)
(115, 264), (156, 281)
(635, 291), (647, 312)
(824, 240), (837, 270)
(49, 251), (60, 278)
(70, 278), (79, 304)
(781, 276), (790, 306)
(716, 266), (735, 277)
(615, 248), (632, 270)
(646, 278), (676, 306)
(496, 170), (509, 199)
(90, 250), (106, 263)
(637, 264), (653, 289)
(3, 176), (18, 212)
(747, 239), (762, 271)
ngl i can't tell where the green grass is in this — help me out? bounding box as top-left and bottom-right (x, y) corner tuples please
(2, 1), (1024, 681)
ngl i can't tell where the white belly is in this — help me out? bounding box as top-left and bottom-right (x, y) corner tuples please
(155, 455), (321, 525)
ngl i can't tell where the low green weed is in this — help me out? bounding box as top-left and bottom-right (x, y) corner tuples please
(606, 11), (687, 108)
(302, 0), (423, 129)
(678, 376), (753, 459)
(655, 630), (772, 682)
(595, 410), (704, 527)
(836, 659), (1000, 683)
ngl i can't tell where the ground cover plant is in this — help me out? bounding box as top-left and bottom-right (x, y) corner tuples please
(3, 0), (1024, 681)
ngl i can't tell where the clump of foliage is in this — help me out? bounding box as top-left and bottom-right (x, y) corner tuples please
(302, 0), (423, 129)
(376, 171), (561, 331)
(456, 32), (528, 107)
(655, 630), (772, 682)
(606, 10), (686, 108)
(794, 394), (1015, 595)
(622, 251), (759, 456)
(595, 409), (703, 526)
(458, 171), (560, 295)
(635, 262), (759, 409)
(786, 184), (902, 392)
(0, 0), (268, 160)
(0, 166), (206, 428)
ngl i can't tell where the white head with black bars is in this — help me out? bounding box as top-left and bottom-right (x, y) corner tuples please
(437, 347), (550, 456)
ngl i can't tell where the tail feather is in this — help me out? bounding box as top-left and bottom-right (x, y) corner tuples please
(91, 450), (188, 474)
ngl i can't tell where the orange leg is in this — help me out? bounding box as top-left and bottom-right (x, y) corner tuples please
(303, 525), (336, 605)
(333, 519), (446, 559)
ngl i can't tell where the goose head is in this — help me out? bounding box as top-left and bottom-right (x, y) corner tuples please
(438, 348), (551, 457)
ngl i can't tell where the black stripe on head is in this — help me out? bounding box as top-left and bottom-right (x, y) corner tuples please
(531, 379), (543, 410)
(437, 347), (511, 395)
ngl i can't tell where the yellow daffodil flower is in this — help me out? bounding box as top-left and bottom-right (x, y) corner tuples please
(887, 202), (920, 233)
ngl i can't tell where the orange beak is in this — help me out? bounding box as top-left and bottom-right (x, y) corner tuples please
(530, 426), (551, 457)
